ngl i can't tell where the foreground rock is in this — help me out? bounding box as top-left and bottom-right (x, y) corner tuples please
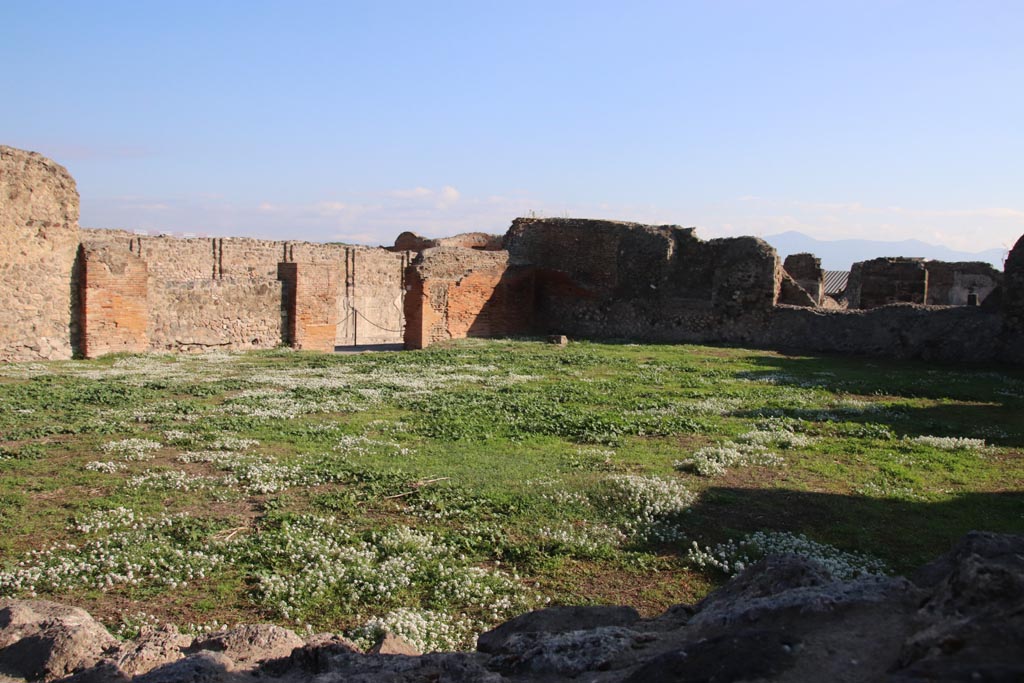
(0, 532), (1020, 682)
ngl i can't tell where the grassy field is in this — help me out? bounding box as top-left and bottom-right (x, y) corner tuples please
(0, 339), (1021, 651)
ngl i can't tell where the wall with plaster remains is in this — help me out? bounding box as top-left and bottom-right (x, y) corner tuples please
(924, 261), (1001, 306)
(78, 227), (409, 354)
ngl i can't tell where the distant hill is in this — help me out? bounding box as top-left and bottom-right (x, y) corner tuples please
(762, 231), (1008, 271)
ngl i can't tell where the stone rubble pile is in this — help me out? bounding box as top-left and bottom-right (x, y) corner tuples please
(0, 531), (1020, 682)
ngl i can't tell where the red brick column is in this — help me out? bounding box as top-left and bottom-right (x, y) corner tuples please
(80, 244), (149, 358)
(278, 262), (338, 352)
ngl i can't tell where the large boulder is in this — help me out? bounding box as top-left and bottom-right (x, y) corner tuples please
(0, 599), (116, 681)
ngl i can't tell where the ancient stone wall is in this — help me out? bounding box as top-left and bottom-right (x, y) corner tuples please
(404, 248), (535, 349)
(502, 218), (779, 343)
(783, 253), (824, 305)
(393, 231), (503, 253)
(924, 261), (1001, 306)
(79, 243), (149, 358)
(766, 304), (1006, 363)
(79, 227), (409, 350)
(0, 146), (80, 361)
(1005, 235), (1024, 330)
(148, 279), (283, 352)
(846, 258), (928, 309)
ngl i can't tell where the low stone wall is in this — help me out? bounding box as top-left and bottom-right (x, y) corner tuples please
(765, 304), (1010, 363)
(149, 278), (283, 352)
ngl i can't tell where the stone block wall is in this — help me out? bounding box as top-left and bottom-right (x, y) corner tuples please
(279, 262), (339, 352)
(502, 218), (779, 343)
(783, 253), (824, 305)
(766, 305), (1004, 362)
(79, 243), (149, 357)
(149, 279), (283, 352)
(1004, 236), (1024, 330)
(0, 146), (80, 361)
(404, 248), (535, 349)
(846, 258), (929, 309)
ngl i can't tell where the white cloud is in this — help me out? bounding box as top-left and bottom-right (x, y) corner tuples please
(80, 189), (1024, 254)
(437, 185), (460, 209)
(315, 201), (348, 215)
(389, 187), (433, 199)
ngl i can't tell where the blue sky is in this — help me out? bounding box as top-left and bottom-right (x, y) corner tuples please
(3, 1), (1022, 252)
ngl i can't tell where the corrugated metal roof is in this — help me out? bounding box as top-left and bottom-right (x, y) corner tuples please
(823, 270), (849, 295)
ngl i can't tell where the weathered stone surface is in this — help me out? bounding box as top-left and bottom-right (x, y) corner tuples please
(108, 624), (192, 676)
(129, 651), (234, 683)
(847, 257), (928, 309)
(2, 146), (1023, 366)
(193, 624), (304, 669)
(766, 304), (1005, 362)
(1004, 234), (1024, 332)
(279, 262), (339, 352)
(367, 633), (420, 656)
(274, 633), (359, 675)
(778, 270), (818, 307)
(895, 531), (1024, 681)
(404, 248), (535, 349)
(502, 217), (780, 344)
(924, 260), (1001, 306)
(0, 599), (116, 682)
(488, 626), (637, 676)
(0, 146), (80, 362)
(477, 605), (639, 654)
(393, 231), (503, 253)
(79, 243), (150, 358)
(783, 252), (824, 305)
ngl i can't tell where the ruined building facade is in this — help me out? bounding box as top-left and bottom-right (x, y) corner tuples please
(3, 145), (1022, 364)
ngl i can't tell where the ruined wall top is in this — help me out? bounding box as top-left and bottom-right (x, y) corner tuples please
(409, 246), (511, 280)
(1004, 234), (1024, 330)
(0, 146), (81, 361)
(393, 231), (503, 253)
(1, 145), (79, 249)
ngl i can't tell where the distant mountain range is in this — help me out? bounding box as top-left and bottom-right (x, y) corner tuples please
(762, 231), (1008, 272)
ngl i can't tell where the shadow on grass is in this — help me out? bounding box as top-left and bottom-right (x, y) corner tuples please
(682, 486), (1024, 574)
(730, 352), (1024, 447)
(737, 351), (1024, 402)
